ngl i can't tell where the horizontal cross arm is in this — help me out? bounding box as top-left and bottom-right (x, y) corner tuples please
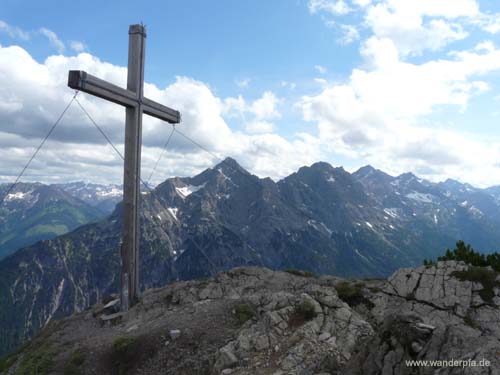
(142, 97), (180, 124)
(68, 70), (137, 107)
(68, 70), (181, 124)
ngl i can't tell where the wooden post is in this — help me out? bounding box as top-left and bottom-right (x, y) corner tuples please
(122, 24), (146, 310)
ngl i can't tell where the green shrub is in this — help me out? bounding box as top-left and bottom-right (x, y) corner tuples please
(13, 344), (55, 375)
(451, 267), (500, 303)
(297, 300), (317, 321)
(463, 311), (479, 329)
(425, 240), (500, 272)
(289, 300), (318, 328)
(112, 337), (138, 375)
(425, 241), (500, 304)
(407, 291), (416, 300)
(63, 349), (85, 375)
(423, 259), (435, 267)
(368, 286), (382, 293)
(0, 352), (18, 373)
(285, 269), (317, 278)
(0, 341), (31, 373)
(335, 281), (357, 298)
(334, 281), (374, 308)
(234, 303), (256, 325)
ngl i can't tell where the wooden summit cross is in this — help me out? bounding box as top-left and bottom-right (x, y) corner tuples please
(67, 24), (181, 311)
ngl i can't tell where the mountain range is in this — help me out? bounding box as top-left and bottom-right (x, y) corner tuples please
(0, 182), (118, 259)
(52, 181), (123, 215)
(1, 157), (500, 356)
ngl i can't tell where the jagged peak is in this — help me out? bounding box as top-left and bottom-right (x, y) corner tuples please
(441, 178), (463, 186)
(210, 157), (251, 178)
(356, 165), (377, 173)
(215, 157), (244, 169)
(295, 161), (345, 176)
(309, 161), (337, 171)
(395, 171), (418, 182)
(353, 165), (393, 179)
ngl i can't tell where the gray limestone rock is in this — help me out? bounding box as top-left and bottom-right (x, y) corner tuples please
(5, 262), (500, 375)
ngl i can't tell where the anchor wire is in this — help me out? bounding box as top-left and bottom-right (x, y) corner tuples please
(146, 125), (175, 186)
(74, 100), (221, 272)
(1, 91), (79, 205)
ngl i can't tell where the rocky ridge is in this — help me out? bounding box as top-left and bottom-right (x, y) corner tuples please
(3, 260), (499, 375)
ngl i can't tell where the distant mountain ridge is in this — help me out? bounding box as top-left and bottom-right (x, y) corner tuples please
(1, 158), (500, 356)
(0, 182), (105, 259)
(53, 181), (123, 215)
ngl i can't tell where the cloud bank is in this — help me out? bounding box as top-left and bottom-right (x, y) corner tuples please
(0, 45), (320, 185)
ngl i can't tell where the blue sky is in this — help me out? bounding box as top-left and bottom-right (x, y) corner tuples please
(1, 1), (359, 86)
(1, 0), (500, 187)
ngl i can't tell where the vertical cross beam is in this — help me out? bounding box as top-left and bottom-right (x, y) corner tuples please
(68, 24), (180, 312)
(121, 24), (146, 311)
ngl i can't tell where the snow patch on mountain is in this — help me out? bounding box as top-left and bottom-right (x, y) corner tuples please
(167, 207), (179, 221)
(175, 183), (206, 199)
(308, 219), (333, 236)
(469, 206), (483, 217)
(354, 248), (372, 264)
(405, 192), (434, 203)
(5, 191), (31, 201)
(217, 168), (240, 187)
(95, 187), (122, 198)
(383, 208), (399, 218)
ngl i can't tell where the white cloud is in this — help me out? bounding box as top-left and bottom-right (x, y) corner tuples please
(281, 81), (297, 90)
(352, 0), (371, 7)
(473, 12), (500, 34)
(222, 95), (247, 118)
(39, 28), (65, 53)
(70, 41), (86, 53)
(0, 21), (71, 55)
(303, 0), (500, 185)
(314, 78), (328, 87)
(244, 121), (275, 134)
(315, 65), (327, 74)
(250, 91), (281, 120)
(364, 1), (470, 56)
(298, 39), (500, 186)
(0, 20), (30, 40)
(235, 78), (250, 88)
(0, 45), (318, 185)
(367, 0), (479, 20)
(224, 91), (281, 121)
(308, 0), (352, 15)
(338, 24), (360, 45)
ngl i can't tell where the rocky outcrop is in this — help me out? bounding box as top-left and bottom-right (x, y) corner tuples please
(347, 261), (500, 375)
(2, 262), (500, 375)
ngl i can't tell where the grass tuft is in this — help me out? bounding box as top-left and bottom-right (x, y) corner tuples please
(63, 349), (85, 375)
(334, 281), (375, 308)
(289, 300), (317, 328)
(285, 269), (317, 278)
(13, 344), (55, 375)
(112, 336), (138, 375)
(234, 303), (257, 325)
